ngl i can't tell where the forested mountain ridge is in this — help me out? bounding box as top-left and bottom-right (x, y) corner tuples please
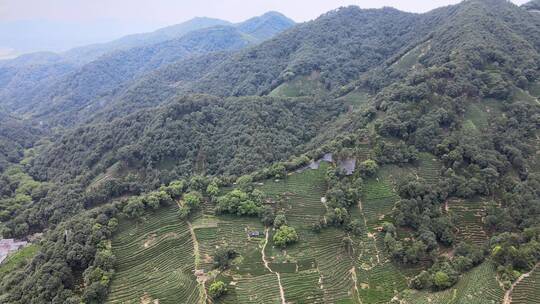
(62, 17), (233, 65)
(79, 6), (437, 124)
(26, 26), (253, 125)
(63, 11), (293, 64)
(92, 0), (536, 124)
(0, 12), (295, 125)
(0, 1), (539, 303)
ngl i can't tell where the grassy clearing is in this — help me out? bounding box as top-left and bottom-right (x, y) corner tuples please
(107, 205), (201, 304)
(417, 152), (441, 183)
(269, 75), (327, 97)
(464, 103), (489, 131)
(391, 41), (430, 73)
(337, 90), (371, 109)
(0, 243), (39, 279)
(398, 261), (503, 304)
(512, 87), (540, 105)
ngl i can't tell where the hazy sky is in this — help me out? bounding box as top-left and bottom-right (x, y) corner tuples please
(0, 0), (531, 56)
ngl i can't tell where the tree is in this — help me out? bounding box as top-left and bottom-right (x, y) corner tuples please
(206, 182), (219, 199)
(163, 180), (184, 198)
(209, 281), (227, 299)
(273, 225), (298, 248)
(347, 219), (364, 235)
(433, 271), (452, 290)
(260, 206), (275, 226)
(123, 197), (145, 218)
(213, 247), (238, 269)
(273, 212), (287, 228)
(183, 191), (202, 209)
(359, 159), (379, 177)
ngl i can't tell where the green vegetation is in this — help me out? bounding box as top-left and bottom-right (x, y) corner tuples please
(107, 205), (201, 304)
(209, 280), (227, 299)
(272, 225), (298, 248)
(511, 266), (540, 304)
(0, 244), (39, 279)
(398, 262), (504, 304)
(269, 74), (327, 97)
(1, 0), (540, 303)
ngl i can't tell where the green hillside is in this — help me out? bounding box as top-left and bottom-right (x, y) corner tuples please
(1, 1), (539, 303)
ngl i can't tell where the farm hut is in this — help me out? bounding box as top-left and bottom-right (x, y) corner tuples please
(248, 231), (264, 238)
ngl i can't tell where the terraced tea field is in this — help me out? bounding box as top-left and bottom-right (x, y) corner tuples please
(361, 177), (399, 228)
(107, 162), (518, 304)
(107, 205), (202, 304)
(509, 265), (540, 304)
(448, 199), (490, 246)
(398, 262), (504, 304)
(257, 162), (329, 228)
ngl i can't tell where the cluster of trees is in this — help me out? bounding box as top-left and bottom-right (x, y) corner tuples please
(28, 94), (344, 190)
(358, 159), (379, 177)
(309, 165), (364, 234)
(273, 225), (298, 248)
(208, 280), (227, 299)
(215, 188), (265, 216)
(384, 178), (455, 266)
(0, 202), (121, 303)
(0, 112), (42, 173)
(0, 167), (51, 237)
(489, 228), (540, 288)
(212, 246), (238, 270)
(372, 140), (419, 165)
(411, 242), (485, 290)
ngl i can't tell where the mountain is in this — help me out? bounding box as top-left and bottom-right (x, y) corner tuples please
(0, 12), (296, 125)
(236, 11), (296, 41)
(522, 0), (540, 11)
(25, 26), (253, 125)
(80, 7), (435, 123)
(27, 0), (540, 195)
(1, 1), (540, 304)
(62, 17), (232, 64)
(63, 12), (294, 64)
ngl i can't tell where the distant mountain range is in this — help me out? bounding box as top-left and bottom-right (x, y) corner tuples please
(0, 12), (295, 125)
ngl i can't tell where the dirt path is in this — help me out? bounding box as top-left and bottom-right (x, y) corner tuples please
(262, 227), (287, 304)
(349, 266), (363, 304)
(503, 263), (539, 304)
(187, 221), (208, 304)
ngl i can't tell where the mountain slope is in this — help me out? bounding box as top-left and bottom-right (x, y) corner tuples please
(1, 1), (540, 304)
(0, 112), (42, 173)
(28, 94), (345, 187)
(84, 6), (437, 123)
(0, 13), (295, 125)
(27, 26), (252, 125)
(62, 17), (232, 64)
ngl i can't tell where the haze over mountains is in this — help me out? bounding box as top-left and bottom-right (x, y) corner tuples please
(0, 12), (295, 124)
(0, 1), (539, 303)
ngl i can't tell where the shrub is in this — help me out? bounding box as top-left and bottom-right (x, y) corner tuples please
(359, 159), (379, 177)
(273, 225), (298, 248)
(209, 281), (227, 299)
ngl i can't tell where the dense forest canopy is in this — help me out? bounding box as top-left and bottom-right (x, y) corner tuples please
(0, 0), (539, 303)
(0, 113), (42, 173)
